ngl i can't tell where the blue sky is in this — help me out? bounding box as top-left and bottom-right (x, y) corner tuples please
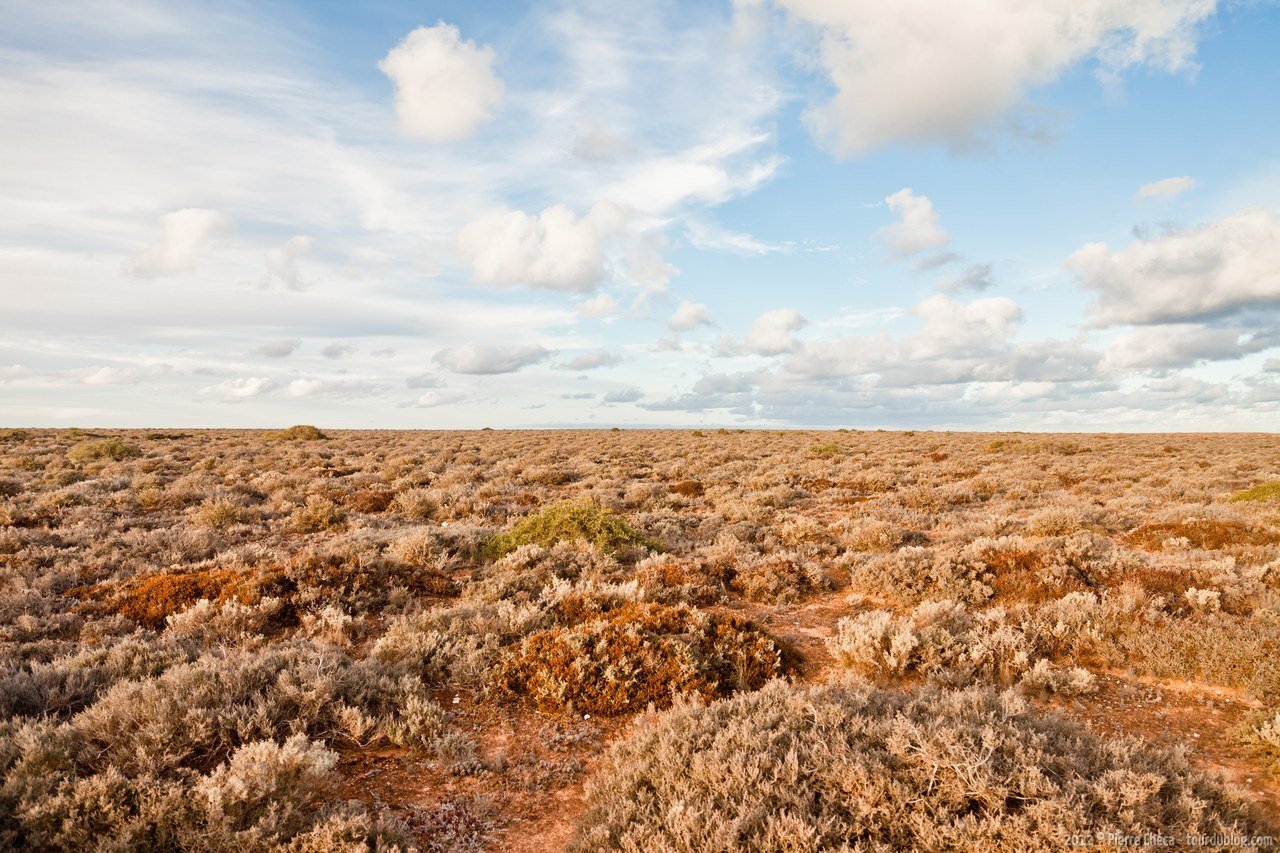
(2, 0), (1279, 429)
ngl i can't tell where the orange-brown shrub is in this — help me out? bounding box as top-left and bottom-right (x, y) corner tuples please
(73, 569), (267, 629)
(343, 488), (396, 513)
(978, 544), (1090, 603)
(498, 602), (784, 715)
(670, 480), (704, 498)
(1126, 520), (1279, 551)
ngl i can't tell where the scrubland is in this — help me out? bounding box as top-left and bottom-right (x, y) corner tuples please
(2, 426), (1280, 850)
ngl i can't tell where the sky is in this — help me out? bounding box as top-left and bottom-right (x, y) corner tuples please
(2, 0), (1279, 430)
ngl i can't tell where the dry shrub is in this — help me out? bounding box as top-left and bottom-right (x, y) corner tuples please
(194, 497), (243, 529)
(1126, 519), (1279, 551)
(343, 488), (396, 513)
(836, 516), (904, 552)
(67, 439), (140, 463)
(267, 425), (327, 441)
(1024, 505), (1087, 536)
(634, 554), (722, 605)
(71, 569), (267, 630)
(571, 680), (1265, 851)
(391, 488), (437, 520)
(970, 537), (1097, 603)
(498, 602), (784, 715)
(289, 497), (347, 533)
(850, 546), (994, 604)
(729, 553), (831, 603)
(286, 548), (458, 605)
(670, 479), (704, 498)
(828, 594), (1107, 690)
(483, 500), (657, 560)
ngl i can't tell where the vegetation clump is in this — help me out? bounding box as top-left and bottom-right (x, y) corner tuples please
(268, 424), (327, 441)
(1232, 481), (1280, 503)
(67, 438), (141, 462)
(483, 500), (658, 560)
(571, 680), (1267, 851)
(499, 602), (784, 715)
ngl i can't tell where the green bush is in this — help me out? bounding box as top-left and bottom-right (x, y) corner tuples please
(571, 680), (1268, 851)
(1231, 481), (1280, 503)
(483, 501), (658, 560)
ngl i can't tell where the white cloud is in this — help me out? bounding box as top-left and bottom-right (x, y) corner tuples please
(668, 300), (713, 332)
(758, 0), (1218, 155)
(379, 23), (504, 141)
(75, 364), (175, 385)
(413, 389), (467, 407)
(265, 235), (314, 290)
(286, 378), (325, 397)
(603, 387), (643, 403)
(1066, 208), (1280, 325)
(433, 343), (551, 374)
(576, 293), (619, 317)
(405, 372), (445, 389)
(562, 350), (623, 370)
(685, 220), (791, 255)
(200, 377), (277, 398)
(876, 189), (949, 256)
(457, 203), (626, 292)
(254, 338), (300, 358)
(936, 262), (994, 293)
(1101, 324), (1273, 370)
(321, 342), (354, 359)
(908, 294), (1022, 360)
(128, 208), (234, 278)
(1134, 175), (1199, 201)
(745, 309), (807, 354)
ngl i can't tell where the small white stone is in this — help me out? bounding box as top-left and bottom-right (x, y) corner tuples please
(583, 713), (591, 720)
(452, 696), (460, 704)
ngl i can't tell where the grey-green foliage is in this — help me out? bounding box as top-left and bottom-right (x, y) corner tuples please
(572, 679), (1268, 852)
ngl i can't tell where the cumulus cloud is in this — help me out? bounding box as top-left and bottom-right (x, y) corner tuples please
(562, 350), (623, 370)
(265, 235), (314, 290)
(1101, 324), (1275, 371)
(129, 208), (234, 277)
(908, 294), (1022, 360)
(457, 202), (626, 292)
(379, 23), (504, 141)
(668, 300), (713, 332)
(200, 377), (277, 398)
(1066, 208), (1280, 326)
(286, 378), (325, 397)
(602, 387), (643, 403)
(758, 0), (1218, 155)
(433, 343), (551, 374)
(1134, 175), (1199, 201)
(876, 189), (949, 256)
(745, 309), (807, 354)
(254, 338), (300, 358)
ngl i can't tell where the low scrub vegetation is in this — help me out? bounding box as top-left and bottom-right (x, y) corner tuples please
(2, 428), (1279, 848)
(572, 680), (1267, 851)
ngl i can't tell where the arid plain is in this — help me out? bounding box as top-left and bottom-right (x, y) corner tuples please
(3, 427), (1280, 850)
